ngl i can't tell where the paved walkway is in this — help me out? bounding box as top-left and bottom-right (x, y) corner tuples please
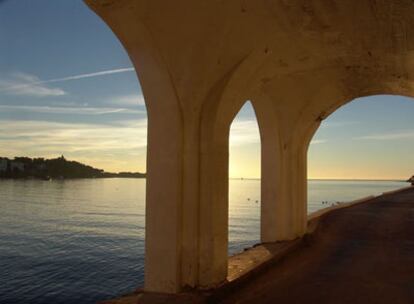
(219, 187), (414, 304)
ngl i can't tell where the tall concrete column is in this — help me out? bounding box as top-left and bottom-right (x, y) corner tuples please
(197, 84), (237, 288)
(253, 98), (308, 242)
(82, 3), (191, 293)
(261, 135), (308, 241)
(146, 115), (207, 292)
(145, 112), (183, 293)
(198, 128), (229, 287)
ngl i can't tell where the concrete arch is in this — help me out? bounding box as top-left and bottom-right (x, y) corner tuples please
(86, 0), (414, 295)
(198, 66), (259, 286)
(85, 1), (186, 293)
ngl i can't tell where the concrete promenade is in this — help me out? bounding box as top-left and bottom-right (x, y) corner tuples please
(218, 187), (414, 304)
(103, 187), (414, 303)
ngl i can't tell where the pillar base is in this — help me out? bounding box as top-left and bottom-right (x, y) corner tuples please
(100, 238), (305, 304)
(99, 290), (205, 304)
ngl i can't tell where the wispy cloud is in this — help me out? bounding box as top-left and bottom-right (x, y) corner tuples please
(320, 121), (359, 128)
(230, 120), (328, 146)
(230, 120), (260, 146)
(106, 94), (145, 107)
(0, 67), (135, 97)
(0, 72), (66, 97)
(0, 119), (148, 171)
(0, 104), (144, 115)
(36, 67), (135, 84)
(310, 139), (327, 144)
(354, 130), (414, 141)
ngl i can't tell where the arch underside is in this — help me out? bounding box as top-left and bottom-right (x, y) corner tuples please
(86, 0), (414, 293)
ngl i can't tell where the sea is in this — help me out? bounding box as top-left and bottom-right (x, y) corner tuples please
(0, 178), (407, 304)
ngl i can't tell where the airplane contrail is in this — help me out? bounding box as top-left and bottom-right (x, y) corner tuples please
(41, 67), (135, 84)
(0, 67), (135, 92)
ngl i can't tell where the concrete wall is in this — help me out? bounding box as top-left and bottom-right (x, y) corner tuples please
(86, 0), (414, 293)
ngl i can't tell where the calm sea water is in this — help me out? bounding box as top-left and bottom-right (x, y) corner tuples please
(0, 178), (407, 303)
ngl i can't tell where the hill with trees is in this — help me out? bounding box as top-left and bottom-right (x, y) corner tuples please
(0, 156), (145, 180)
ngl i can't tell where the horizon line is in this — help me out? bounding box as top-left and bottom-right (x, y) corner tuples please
(229, 177), (406, 182)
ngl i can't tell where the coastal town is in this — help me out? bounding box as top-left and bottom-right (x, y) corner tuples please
(0, 156), (145, 180)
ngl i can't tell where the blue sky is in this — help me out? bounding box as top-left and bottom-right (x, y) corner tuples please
(1, 1), (414, 179)
(0, 0), (147, 172)
(230, 96), (414, 179)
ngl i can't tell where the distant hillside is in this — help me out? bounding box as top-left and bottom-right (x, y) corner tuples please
(0, 156), (145, 180)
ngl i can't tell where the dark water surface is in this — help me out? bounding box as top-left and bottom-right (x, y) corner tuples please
(0, 178), (407, 303)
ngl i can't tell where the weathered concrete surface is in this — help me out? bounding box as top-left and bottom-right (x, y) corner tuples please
(218, 187), (414, 304)
(86, 0), (414, 292)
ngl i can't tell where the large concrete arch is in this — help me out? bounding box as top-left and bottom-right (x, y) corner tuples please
(84, 0), (186, 292)
(86, 0), (414, 294)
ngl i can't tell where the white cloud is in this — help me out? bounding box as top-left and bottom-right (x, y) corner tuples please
(0, 72), (66, 97)
(230, 120), (260, 146)
(229, 120), (328, 146)
(320, 121), (359, 128)
(0, 119), (148, 172)
(0, 67), (135, 97)
(106, 94), (146, 107)
(0, 104), (144, 115)
(310, 139), (327, 144)
(354, 130), (414, 141)
(0, 119), (148, 156)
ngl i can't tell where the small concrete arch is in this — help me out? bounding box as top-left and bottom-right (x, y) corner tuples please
(228, 100), (261, 254)
(196, 55), (270, 286)
(198, 92), (260, 286)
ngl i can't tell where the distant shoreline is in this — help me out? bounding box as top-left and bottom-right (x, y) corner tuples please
(0, 176), (145, 181)
(0, 177), (404, 182)
(0, 156), (146, 180)
(229, 178), (405, 182)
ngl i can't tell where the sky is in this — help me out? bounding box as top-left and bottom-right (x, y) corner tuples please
(1, 1), (414, 179)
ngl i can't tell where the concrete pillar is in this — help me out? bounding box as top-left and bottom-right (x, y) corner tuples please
(261, 142), (308, 241)
(253, 98), (308, 242)
(197, 84), (236, 288)
(198, 126), (229, 287)
(82, 3), (189, 292)
(146, 116), (206, 292)
(145, 112), (183, 293)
